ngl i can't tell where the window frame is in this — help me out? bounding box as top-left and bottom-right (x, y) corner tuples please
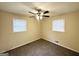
(52, 19), (65, 32)
(13, 18), (27, 32)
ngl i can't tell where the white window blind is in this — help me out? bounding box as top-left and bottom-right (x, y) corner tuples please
(13, 18), (27, 32)
(52, 19), (65, 32)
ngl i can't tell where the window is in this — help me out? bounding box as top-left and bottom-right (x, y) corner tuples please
(52, 19), (65, 32)
(13, 18), (27, 32)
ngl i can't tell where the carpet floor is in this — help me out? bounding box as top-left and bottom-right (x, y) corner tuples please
(7, 39), (79, 56)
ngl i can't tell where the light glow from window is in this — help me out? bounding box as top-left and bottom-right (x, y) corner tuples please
(13, 19), (27, 32)
(52, 19), (65, 32)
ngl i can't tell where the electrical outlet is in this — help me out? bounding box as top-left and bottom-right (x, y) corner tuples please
(55, 40), (59, 43)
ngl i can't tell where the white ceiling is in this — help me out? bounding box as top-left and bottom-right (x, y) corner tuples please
(0, 2), (79, 16)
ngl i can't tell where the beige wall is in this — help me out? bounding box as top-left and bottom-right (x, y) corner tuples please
(42, 12), (79, 53)
(0, 11), (40, 53)
(0, 11), (79, 53)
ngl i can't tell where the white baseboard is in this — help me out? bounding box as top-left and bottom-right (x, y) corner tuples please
(43, 38), (79, 53)
(0, 38), (40, 53)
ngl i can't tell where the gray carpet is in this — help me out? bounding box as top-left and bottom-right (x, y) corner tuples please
(7, 39), (79, 56)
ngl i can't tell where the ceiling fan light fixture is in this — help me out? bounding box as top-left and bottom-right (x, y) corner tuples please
(36, 15), (43, 21)
(36, 15), (40, 21)
(40, 16), (43, 20)
(29, 8), (49, 21)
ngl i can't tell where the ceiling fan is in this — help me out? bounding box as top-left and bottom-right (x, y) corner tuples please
(28, 8), (50, 20)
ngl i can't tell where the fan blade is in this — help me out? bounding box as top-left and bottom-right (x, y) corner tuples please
(43, 15), (50, 17)
(44, 11), (49, 14)
(33, 7), (41, 11)
(29, 11), (35, 15)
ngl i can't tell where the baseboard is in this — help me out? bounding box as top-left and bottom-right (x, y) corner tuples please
(1, 38), (40, 53)
(43, 38), (79, 53)
(2, 38), (79, 54)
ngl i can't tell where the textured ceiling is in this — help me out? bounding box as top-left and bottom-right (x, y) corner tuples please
(0, 2), (79, 16)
